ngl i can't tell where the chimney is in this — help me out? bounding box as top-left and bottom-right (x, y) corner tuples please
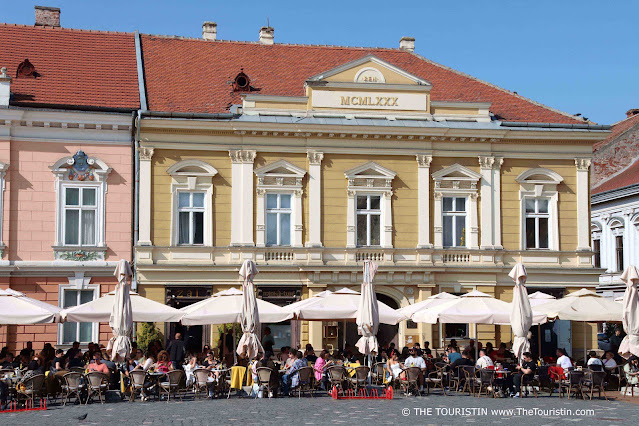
(259, 26), (274, 45)
(0, 67), (11, 107)
(399, 37), (415, 52)
(626, 108), (639, 118)
(202, 21), (217, 41)
(34, 6), (61, 27)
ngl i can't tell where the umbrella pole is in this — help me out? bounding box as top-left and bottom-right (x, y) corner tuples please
(233, 326), (237, 365)
(583, 321), (587, 365)
(439, 322), (444, 352)
(538, 324), (542, 361)
(474, 323), (478, 361)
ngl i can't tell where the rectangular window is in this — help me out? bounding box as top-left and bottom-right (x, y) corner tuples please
(60, 288), (95, 344)
(616, 236), (624, 272)
(63, 186), (97, 246)
(593, 239), (601, 268)
(442, 197), (466, 247)
(445, 323), (468, 339)
(265, 193), (292, 246)
(177, 191), (205, 245)
(524, 198), (550, 249)
(356, 195), (381, 246)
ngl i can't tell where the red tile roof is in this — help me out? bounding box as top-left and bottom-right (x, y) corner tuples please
(140, 36), (582, 123)
(593, 113), (639, 151)
(0, 24), (139, 110)
(592, 157), (639, 194)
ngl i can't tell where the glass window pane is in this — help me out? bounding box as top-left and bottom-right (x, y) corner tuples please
(65, 210), (79, 245)
(178, 212), (190, 244)
(443, 215), (453, 247)
(443, 197), (453, 212)
(266, 213), (278, 245)
(370, 196), (381, 210)
(192, 193), (205, 208)
(538, 199), (549, 214)
(266, 194), (278, 209)
(82, 188), (96, 206)
(370, 215), (380, 246)
(455, 197), (466, 212)
(80, 290), (93, 304)
(525, 199), (535, 213)
(538, 218), (548, 248)
(455, 215), (465, 247)
(280, 213), (291, 245)
(178, 192), (190, 208)
(79, 323), (92, 343)
(357, 196), (368, 210)
(65, 188), (80, 206)
(193, 212), (204, 244)
(525, 218), (536, 249)
(81, 210), (95, 245)
(357, 214), (367, 246)
(63, 290), (78, 308)
(62, 323), (76, 344)
(280, 194), (291, 209)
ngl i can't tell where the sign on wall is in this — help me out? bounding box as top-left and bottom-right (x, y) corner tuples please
(311, 90), (427, 111)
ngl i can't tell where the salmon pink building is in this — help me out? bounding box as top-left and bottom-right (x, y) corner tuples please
(0, 7), (139, 353)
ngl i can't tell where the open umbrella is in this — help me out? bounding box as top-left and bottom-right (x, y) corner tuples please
(237, 260), (263, 360)
(355, 260), (379, 356)
(0, 288), (61, 324)
(398, 292), (459, 319)
(509, 263), (533, 363)
(107, 259), (133, 361)
(619, 266), (639, 358)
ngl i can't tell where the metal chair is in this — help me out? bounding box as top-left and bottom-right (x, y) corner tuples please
(401, 367), (422, 397)
(129, 370), (151, 402)
(457, 366), (476, 395)
(623, 367), (639, 397)
(192, 368), (212, 399)
(16, 373), (45, 407)
(371, 362), (386, 385)
(160, 370), (185, 402)
(61, 372), (84, 406)
(290, 366), (314, 398)
(348, 366), (370, 394)
(85, 372), (109, 405)
(581, 370), (607, 400)
(560, 370), (584, 399)
(610, 364), (625, 391)
(426, 365), (447, 395)
(255, 367), (274, 398)
(326, 365), (347, 391)
(476, 369), (497, 398)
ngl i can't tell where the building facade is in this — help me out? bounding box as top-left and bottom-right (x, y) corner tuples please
(135, 27), (608, 357)
(591, 110), (639, 299)
(0, 8), (139, 353)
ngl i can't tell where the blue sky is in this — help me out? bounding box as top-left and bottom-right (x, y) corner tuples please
(4, 1), (637, 124)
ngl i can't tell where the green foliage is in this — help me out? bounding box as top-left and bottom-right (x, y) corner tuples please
(136, 322), (164, 352)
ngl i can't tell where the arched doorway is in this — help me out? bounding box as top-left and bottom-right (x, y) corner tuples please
(343, 292), (400, 352)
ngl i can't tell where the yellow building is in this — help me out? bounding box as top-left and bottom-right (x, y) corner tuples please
(134, 29), (608, 358)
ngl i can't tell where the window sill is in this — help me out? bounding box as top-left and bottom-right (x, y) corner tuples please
(52, 246), (106, 261)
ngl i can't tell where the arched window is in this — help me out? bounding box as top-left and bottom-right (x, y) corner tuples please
(608, 217), (624, 272)
(591, 222), (602, 268)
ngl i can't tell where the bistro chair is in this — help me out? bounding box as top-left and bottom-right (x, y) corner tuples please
(291, 366), (314, 398)
(61, 372), (84, 406)
(581, 370), (607, 400)
(192, 368), (212, 399)
(400, 367), (422, 397)
(560, 370), (584, 399)
(426, 365), (447, 395)
(610, 364), (625, 391)
(160, 370), (185, 402)
(457, 366), (476, 395)
(71, 367), (86, 374)
(348, 366), (370, 394)
(326, 365), (347, 391)
(85, 372), (109, 405)
(255, 367), (275, 398)
(129, 370), (151, 402)
(476, 369), (497, 398)
(16, 373), (45, 407)
(371, 362), (386, 385)
(623, 367), (639, 397)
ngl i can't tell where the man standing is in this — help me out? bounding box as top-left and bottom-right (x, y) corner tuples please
(167, 333), (186, 370)
(262, 327), (275, 356)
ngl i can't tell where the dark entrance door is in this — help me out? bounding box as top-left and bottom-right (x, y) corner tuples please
(166, 286), (212, 355)
(257, 287), (302, 351)
(527, 287), (565, 360)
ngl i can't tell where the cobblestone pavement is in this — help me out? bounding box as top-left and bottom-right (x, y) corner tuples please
(2, 391), (638, 426)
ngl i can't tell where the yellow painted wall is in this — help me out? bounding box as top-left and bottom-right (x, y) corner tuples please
(324, 60), (416, 84)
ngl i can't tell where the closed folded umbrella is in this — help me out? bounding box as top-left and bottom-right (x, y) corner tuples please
(619, 266), (639, 359)
(0, 288), (61, 324)
(355, 260), (379, 355)
(509, 263), (533, 363)
(237, 260), (263, 360)
(107, 259), (133, 361)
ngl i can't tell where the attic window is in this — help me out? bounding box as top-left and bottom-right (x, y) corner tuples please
(233, 70), (251, 92)
(16, 59), (39, 78)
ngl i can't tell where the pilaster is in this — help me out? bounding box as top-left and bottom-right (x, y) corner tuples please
(138, 147), (154, 246)
(416, 154), (432, 248)
(306, 151), (324, 247)
(230, 150), (256, 246)
(575, 158), (592, 251)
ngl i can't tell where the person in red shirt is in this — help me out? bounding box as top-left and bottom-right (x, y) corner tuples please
(88, 351), (110, 377)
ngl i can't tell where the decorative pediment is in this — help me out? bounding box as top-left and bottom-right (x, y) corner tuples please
(254, 159), (306, 188)
(344, 161), (396, 189)
(516, 168), (563, 186)
(50, 150), (111, 182)
(167, 159), (218, 177)
(431, 164), (480, 191)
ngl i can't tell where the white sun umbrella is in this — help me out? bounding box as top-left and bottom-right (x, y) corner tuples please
(62, 291), (183, 323)
(398, 292), (459, 319)
(619, 266), (639, 358)
(0, 288), (61, 324)
(106, 260), (133, 361)
(533, 288), (623, 361)
(509, 263), (533, 363)
(285, 287), (405, 325)
(236, 260), (263, 360)
(355, 260), (379, 357)
(615, 295), (624, 303)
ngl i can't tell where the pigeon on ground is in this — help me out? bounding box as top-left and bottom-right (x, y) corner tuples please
(77, 413), (88, 421)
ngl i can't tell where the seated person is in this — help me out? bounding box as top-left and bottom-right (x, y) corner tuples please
(624, 356), (639, 385)
(412, 343), (423, 357)
(475, 349), (494, 369)
(281, 351), (306, 396)
(422, 341), (432, 357)
(586, 351), (603, 369)
(556, 348), (572, 372)
(445, 346), (461, 364)
(404, 349), (427, 390)
(0, 352), (15, 369)
(304, 344), (318, 363)
(67, 350), (85, 369)
(278, 347), (290, 364)
(135, 352), (155, 372)
(494, 343), (512, 361)
(314, 350), (333, 390)
(154, 350), (173, 374)
(484, 342), (495, 360)
(260, 352), (280, 396)
(87, 351), (110, 377)
(445, 350), (474, 386)
(51, 349), (66, 372)
(202, 351), (218, 369)
(386, 350), (404, 382)
(602, 351), (618, 370)
(510, 351), (536, 398)
(183, 356), (200, 387)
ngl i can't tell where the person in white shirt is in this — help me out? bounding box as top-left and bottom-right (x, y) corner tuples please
(602, 351), (617, 370)
(476, 349), (494, 369)
(183, 356), (200, 387)
(404, 349), (427, 391)
(586, 351), (603, 369)
(556, 348), (573, 372)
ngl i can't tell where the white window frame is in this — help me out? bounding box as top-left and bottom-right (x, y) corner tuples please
(168, 160), (217, 247)
(254, 160), (306, 248)
(591, 221), (602, 268)
(265, 192), (293, 246)
(176, 191), (206, 246)
(0, 162), (8, 255)
(516, 168), (563, 251)
(442, 196), (468, 248)
(61, 184), (100, 246)
(523, 197), (551, 250)
(57, 283), (100, 345)
(609, 218), (625, 273)
(356, 193), (382, 247)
